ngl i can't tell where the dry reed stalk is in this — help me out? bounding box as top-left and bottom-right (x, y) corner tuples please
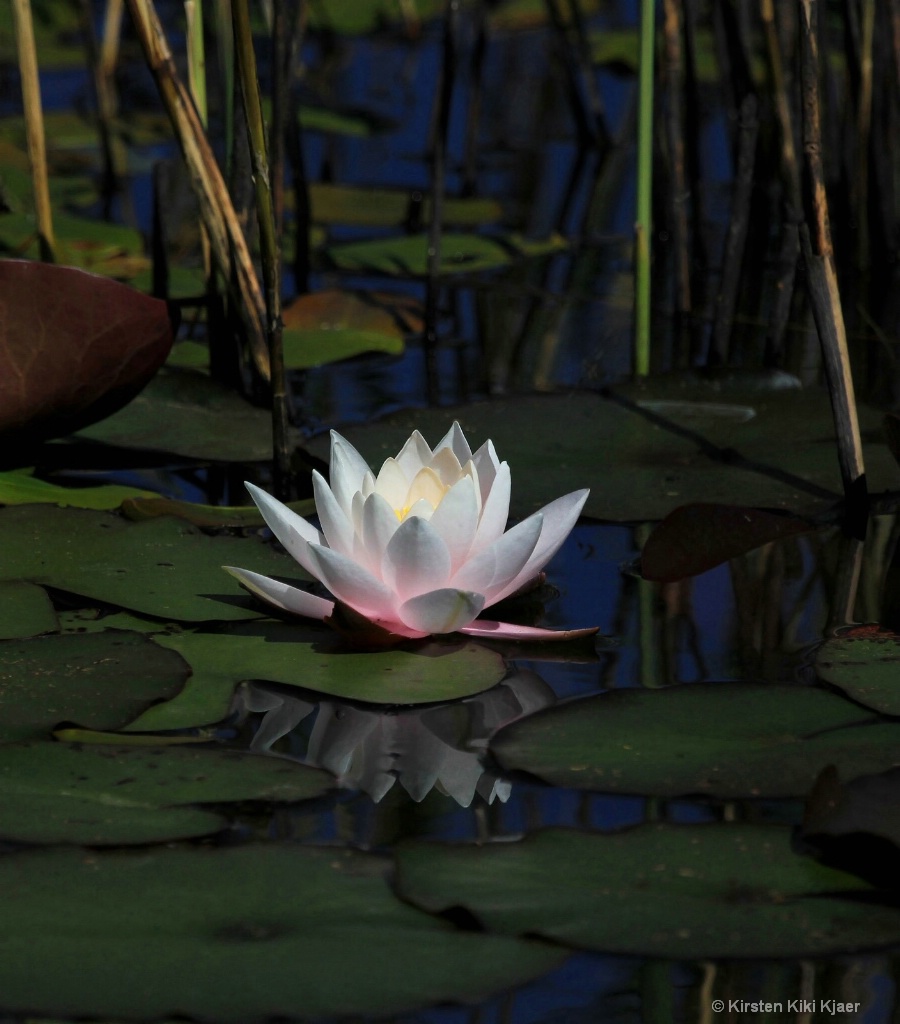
(11, 0), (55, 261)
(126, 0), (270, 382)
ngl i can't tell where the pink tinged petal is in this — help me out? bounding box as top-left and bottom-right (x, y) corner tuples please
(472, 439), (500, 504)
(383, 516), (452, 601)
(458, 619), (600, 641)
(374, 457), (410, 509)
(398, 588), (485, 634)
(428, 446), (463, 486)
(436, 420), (474, 465)
(329, 432), (371, 514)
(308, 544), (397, 617)
(223, 566), (334, 620)
(312, 470), (355, 557)
(490, 488), (589, 603)
(469, 461), (511, 557)
(428, 474), (480, 571)
(244, 481), (322, 577)
(395, 430), (433, 478)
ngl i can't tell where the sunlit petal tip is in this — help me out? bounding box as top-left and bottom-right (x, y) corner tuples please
(223, 565), (335, 621)
(242, 481), (322, 573)
(457, 620), (600, 642)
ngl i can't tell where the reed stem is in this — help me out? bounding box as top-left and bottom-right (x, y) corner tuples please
(634, 0), (655, 377)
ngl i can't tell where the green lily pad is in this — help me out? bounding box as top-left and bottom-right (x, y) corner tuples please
(0, 468), (156, 509)
(120, 495), (317, 528)
(325, 231), (567, 276)
(395, 824), (900, 958)
(0, 843), (565, 1019)
(306, 391), (896, 520)
(126, 620), (508, 731)
(0, 629), (189, 743)
(490, 683), (900, 798)
(815, 630), (900, 715)
(0, 740), (333, 844)
(309, 182), (503, 228)
(0, 581), (58, 640)
(0, 505), (302, 621)
(76, 368), (301, 461)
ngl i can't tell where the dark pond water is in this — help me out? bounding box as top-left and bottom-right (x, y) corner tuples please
(4, 0), (900, 1021)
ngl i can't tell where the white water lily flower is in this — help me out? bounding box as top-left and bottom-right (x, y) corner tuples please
(225, 422), (597, 642)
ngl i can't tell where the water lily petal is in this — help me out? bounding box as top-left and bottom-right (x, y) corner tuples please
(330, 431), (370, 514)
(398, 588), (485, 634)
(452, 512), (542, 601)
(405, 466), (447, 511)
(374, 457), (409, 509)
(223, 566), (334, 620)
(312, 470), (355, 557)
(404, 497), (436, 521)
(470, 461), (510, 556)
(428, 474), (479, 571)
(436, 420), (473, 466)
(361, 491), (401, 569)
(361, 470), (376, 498)
(395, 430), (433, 479)
(458, 619), (600, 641)
(308, 544), (397, 617)
(472, 438), (500, 505)
(491, 488), (589, 603)
(383, 516), (452, 600)
(429, 446), (463, 487)
(244, 481), (322, 577)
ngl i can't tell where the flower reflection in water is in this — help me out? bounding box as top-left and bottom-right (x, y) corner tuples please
(233, 670), (556, 808)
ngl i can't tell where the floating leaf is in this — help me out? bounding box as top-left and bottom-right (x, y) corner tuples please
(0, 741), (333, 845)
(0, 844), (565, 1020)
(490, 683), (900, 798)
(0, 213), (150, 277)
(325, 232), (567, 276)
(120, 495), (316, 528)
(0, 467), (156, 508)
(76, 368), (300, 461)
(309, 182), (503, 228)
(0, 629), (189, 743)
(306, 391), (896, 520)
(0, 505), (302, 621)
(640, 503), (816, 581)
(0, 260), (173, 446)
(0, 581), (57, 640)
(395, 825), (900, 958)
(815, 629), (900, 715)
(126, 620), (508, 731)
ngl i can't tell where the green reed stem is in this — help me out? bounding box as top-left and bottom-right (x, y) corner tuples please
(634, 0), (655, 376)
(231, 0), (292, 499)
(185, 0), (207, 126)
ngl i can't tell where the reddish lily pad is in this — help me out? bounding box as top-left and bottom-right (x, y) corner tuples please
(0, 260), (173, 445)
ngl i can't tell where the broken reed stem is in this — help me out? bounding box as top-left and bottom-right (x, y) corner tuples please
(854, 0), (874, 271)
(231, 0), (292, 499)
(424, 0), (459, 406)
(760, 0), (801, 215)
(11, 0), (55, 261)
(126, 0), (270, 383)
(633, 0), (654, 377)
(185, 0), (207, 125)
(798, 0), (867, 517)
(710, 93), (758, 366)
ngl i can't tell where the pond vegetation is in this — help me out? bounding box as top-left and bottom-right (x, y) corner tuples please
(3, 0), (900, 1020)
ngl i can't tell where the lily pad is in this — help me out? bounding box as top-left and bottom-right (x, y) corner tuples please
(490, 683), (900, 798)
(306, 391), (895, 520)
(309, 182), (503, 228)
(0, 468), (156, 509)
(0, 581), (58, 640)
(0, 843), (565, 1019)
(0, 505), (302, 621)
(0, 740), (333, 845)
(815, 630), (900, 715)
(0, 260), (172, 445)
(76, 368), (301, 461)
(0, 629), (189, 743)
(325, 232), (567, 276)
(120, 495), (316, 528)
(126, 620), (509, 731)
(395, 825), (900, 958)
